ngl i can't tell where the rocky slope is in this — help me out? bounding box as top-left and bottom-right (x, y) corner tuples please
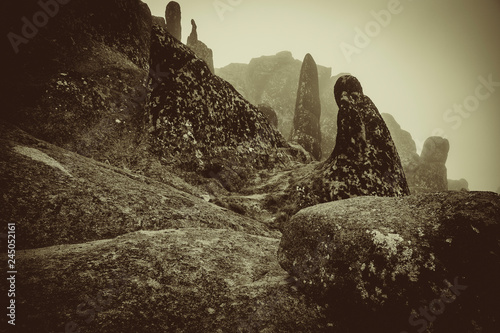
(148, 23), (304, 191)
(2, 0), (304, 194)
(0, 120), (280, 250)
(1, 1), (498, 332)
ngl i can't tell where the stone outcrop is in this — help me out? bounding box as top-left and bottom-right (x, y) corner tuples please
(2, 0), (152, 168)
(285, 75), (409, 212)
(165, 1), (181, 41)
(1, 0), (303, 193)
(420, 136), (450, 163)
(216, 52), (340, 158)
(186, 19), (215, 73)
(148, 23), (298, 191)
(258, 103), (278, 128)
(448, 178), (469, 191)
(278, 191), (500, 332)
(290, 53), (322, 160)
(408, 136), (450, 192)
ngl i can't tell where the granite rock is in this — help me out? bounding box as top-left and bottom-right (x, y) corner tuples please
(290, 53), (322, 160)
(278, 191), (500, 332)
(165, 1), (181, 41)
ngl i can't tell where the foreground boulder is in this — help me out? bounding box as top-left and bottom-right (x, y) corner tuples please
(15, 228), (328, 332)
(285, 75), (409, 212)
(290, 53), (322, 160)
(278, 191), (500, 332)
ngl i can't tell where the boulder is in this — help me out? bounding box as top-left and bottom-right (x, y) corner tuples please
(285, 75), (409, 212)
(186, 19), (215, 73)
(15, 228), (329, 332)
(165, 1), (181, 41)
(278, 191), (500, 332)
(290, 53), (322, 160)
(420, 136), (450, 164)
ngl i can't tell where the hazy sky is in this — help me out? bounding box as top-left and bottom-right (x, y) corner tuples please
(143, 0), (500, 192)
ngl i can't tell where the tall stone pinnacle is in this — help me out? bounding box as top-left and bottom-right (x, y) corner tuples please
(290, 53), (322, 160)
(165, 1), (181, 41)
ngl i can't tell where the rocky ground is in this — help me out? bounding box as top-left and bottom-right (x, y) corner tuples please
(1, 1), (499, 332)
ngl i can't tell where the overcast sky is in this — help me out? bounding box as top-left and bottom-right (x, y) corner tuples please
(143, 0), (500, 192)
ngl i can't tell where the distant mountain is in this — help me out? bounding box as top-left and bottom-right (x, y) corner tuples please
(216, 51), (345, 159)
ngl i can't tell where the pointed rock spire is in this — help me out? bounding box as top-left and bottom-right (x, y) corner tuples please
(290, 53), (322, 160)
(165, 1), (181, 41)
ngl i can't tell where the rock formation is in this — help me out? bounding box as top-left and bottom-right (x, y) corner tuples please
(2, 0), (152, 167)
(165, 1), (182, 41)
(258, 104), (278, 128)
(448, 178), (469, 191)
(381, 113), (420, 172)
(186, 19), (215, 73)
(3, 1), (498, 332)
(216, 52), (340, 158)
(285, 75), (409, 212)
(278, 191), (500, 332)
(148, 23), (299, 191)
(290, 53), (322, 160)
(0, 121), (280, 250)
(408, 136), (449, 192)
(382, 113), (460, 194)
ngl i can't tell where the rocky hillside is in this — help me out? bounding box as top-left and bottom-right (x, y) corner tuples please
(2, 0), (305, 194)
(1, 1), (499, 332)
